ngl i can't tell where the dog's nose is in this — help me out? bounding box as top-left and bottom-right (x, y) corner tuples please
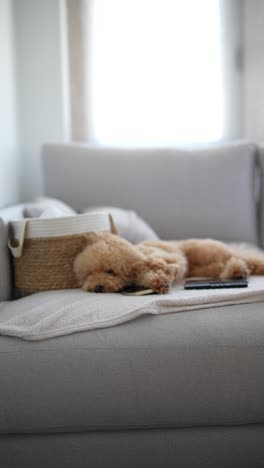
(94, 285), (104, 293)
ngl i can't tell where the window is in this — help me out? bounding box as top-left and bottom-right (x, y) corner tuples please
(88, 0), (224, 146)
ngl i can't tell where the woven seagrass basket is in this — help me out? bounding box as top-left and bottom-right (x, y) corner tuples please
(8, 213), (116, 294)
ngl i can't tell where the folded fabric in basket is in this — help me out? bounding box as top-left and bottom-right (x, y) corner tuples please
(1, 276), (264, 341)
(24, 197), (76, 218)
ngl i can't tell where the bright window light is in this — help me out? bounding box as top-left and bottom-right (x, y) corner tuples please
(89, 0), (224, 146)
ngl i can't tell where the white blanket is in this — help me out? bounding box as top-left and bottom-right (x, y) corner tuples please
(1, 276), (264, 341)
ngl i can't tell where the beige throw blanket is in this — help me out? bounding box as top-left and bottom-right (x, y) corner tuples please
(0, 276), (264, 341)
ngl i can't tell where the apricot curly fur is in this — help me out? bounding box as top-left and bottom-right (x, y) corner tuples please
(73, 233), (264, 294)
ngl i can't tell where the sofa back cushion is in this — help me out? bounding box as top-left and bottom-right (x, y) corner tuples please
(42, 141), (258, 243)
(84, 206), (159, 243)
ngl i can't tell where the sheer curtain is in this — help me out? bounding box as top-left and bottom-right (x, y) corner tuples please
(67, 0), (242, 144)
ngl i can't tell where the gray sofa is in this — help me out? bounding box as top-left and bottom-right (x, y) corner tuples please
(1, 141), (264, 468)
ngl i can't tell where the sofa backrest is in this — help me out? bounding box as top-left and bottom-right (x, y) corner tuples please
(42, 141), (258, 243)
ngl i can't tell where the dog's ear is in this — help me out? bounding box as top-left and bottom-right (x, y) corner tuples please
(74, 237), (110, 285)
(84, 232), (110, 245)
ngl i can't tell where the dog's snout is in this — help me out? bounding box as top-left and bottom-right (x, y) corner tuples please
(94, 285), (104, 293)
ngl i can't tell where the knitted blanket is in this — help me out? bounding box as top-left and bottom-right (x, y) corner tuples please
(1, 276), (264, 341)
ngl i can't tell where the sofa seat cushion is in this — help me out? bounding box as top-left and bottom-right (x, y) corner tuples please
(1, 300), (264, 434)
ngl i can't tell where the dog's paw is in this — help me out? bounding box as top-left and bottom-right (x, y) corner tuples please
(221, 257), (249, 279)
(149, 275), (170, 294)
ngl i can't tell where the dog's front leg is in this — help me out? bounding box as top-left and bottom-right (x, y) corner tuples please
(138, 271), (171, 294)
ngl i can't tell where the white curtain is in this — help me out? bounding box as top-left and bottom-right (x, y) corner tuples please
(67, 0), (242, 144)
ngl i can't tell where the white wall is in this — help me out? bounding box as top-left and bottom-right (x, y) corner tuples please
(0, 0), (19, 208)
(242, 0), (264, 141)
(13, 0), (70, 201)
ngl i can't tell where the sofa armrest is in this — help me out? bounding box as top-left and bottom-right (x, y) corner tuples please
(0, 206), (28, 301)
(0, 218), (11, 301)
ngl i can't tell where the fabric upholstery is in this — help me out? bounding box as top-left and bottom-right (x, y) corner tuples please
(1, 425), (264, 468)
(1, 300), (264, 434)
(42, 141), (258, 242)
(84, 206), (159, 242)
(1, 277), (264, 340)
(0, 219), (11, 301)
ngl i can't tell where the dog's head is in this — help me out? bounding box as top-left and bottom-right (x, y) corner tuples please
(73, 232), (173, 293)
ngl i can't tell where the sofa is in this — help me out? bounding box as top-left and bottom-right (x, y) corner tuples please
(1, 140), (264, 467)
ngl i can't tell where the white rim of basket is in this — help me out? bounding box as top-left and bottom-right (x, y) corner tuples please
(8, 212), (115, 258)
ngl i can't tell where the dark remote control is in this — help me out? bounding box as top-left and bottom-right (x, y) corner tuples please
(184, 278), (248, 290)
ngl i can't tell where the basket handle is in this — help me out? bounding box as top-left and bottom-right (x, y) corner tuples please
(8, 219), (28, 258)
(109, 214), (118, 235)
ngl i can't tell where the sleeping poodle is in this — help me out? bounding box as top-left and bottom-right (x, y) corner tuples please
(73, 233), (264, 294)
